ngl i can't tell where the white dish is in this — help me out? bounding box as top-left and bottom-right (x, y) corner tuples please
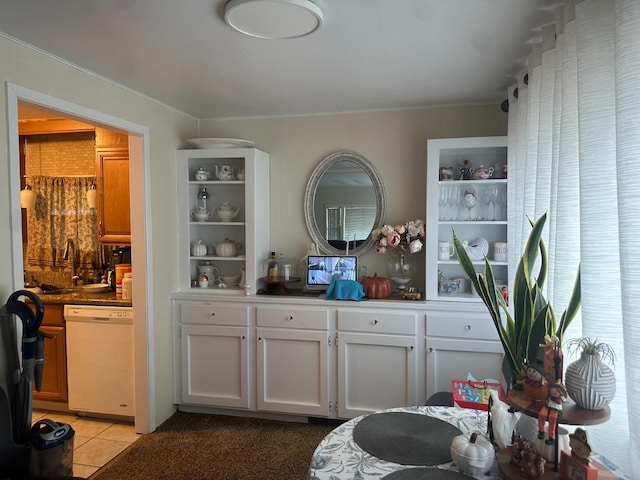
(187, 138), (255, 149)
(81, 283), (111, 293)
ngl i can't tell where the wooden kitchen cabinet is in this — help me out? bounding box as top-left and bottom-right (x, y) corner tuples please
(31, 303), (68, 403)
(96, 147), (131, 244)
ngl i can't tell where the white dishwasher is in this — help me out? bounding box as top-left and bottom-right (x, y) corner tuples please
(64, 305), (134, 417)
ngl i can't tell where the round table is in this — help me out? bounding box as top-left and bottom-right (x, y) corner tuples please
(308, 405), (502, 479)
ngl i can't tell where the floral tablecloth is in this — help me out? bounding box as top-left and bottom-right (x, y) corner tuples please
(308, 405), (626, 480)
(308, 405), (501, 480)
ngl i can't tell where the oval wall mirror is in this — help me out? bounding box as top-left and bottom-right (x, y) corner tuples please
(304, 151), (386, 256)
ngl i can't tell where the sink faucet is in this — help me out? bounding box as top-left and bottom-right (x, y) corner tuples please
(63, 239), (80, 286)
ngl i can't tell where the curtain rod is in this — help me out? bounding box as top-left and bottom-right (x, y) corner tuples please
(24, 174), (95, 178)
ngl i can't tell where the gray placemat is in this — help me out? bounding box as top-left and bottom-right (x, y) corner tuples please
(383, 467), (473, 480)
(352, 412), (463, 466)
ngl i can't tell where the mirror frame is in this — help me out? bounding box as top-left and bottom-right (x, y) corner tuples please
(304, 151), (386, 256)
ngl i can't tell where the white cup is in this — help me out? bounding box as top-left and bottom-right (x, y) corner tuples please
(438, 241), (454, 260)
(493, 242), (508, 262)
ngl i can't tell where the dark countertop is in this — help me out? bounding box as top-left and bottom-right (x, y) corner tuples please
(31, 289), (132, 307)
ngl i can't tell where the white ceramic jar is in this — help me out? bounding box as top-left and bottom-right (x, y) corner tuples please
(122, 273), (133, 300)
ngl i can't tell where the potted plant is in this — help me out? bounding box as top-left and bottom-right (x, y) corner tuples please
(564, 337), (616, 410)
(452, 213), (582, 386)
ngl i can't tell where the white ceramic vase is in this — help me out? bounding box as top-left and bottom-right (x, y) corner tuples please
(565, 351), (616, 410)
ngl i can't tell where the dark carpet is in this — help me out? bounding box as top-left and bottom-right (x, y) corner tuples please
(89, 412), (342, 480)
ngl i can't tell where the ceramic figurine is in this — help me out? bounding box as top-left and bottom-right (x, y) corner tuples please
(458, 159), (472, 180)
(510, 436), (546, 478)
(518, 360), (548, 401)
(537, 381), (568, 445)
(569, 428), (592, 463)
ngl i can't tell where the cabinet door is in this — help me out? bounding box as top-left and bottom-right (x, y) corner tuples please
(96, 147), (130, 244)
(425, 337), (504, 400)
(32, 325), (67, 403)
(256, 328), (330, 416)
(180, 324), (250, 408)
(337, 332), (416, 418)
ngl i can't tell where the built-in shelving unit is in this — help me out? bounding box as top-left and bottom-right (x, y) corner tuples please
(426, 137), (508, 302)
(177, 148), (269, 295)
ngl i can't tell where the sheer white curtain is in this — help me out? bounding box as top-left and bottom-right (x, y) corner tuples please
(507, 0), (639, 476)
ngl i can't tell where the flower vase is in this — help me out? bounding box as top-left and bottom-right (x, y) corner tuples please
(387, 252), (415, 291)
(565, 350), (616, 410)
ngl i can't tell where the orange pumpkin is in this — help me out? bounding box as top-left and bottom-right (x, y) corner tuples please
(360, 273), (392, 299)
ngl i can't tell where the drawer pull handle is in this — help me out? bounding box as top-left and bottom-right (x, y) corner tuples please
(241, 335), (246, 340)
(465, 325), (472, 330)
(372, 319), (378, 325)
(288, 316), (294, 321)
(210, 312), (215, 317)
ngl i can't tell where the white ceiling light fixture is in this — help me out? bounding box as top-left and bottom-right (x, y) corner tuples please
(224, 0), (323, 39)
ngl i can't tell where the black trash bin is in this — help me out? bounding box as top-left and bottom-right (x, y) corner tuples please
(29, 419), (75, 478)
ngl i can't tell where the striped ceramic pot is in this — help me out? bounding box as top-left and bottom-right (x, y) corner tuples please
(565, 351), (616, 410)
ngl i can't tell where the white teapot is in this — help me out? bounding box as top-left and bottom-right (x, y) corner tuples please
(215, 202), (241, 222)
(214, 164), (237, 181)
(471, 165), (494, 180)
(214, 238), (242, 257)
(191, 208), (213, 222)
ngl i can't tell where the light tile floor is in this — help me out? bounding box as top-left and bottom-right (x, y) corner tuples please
(32, 409), (141, 478)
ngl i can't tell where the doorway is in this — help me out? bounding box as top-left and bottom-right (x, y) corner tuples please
(6, 83), (154, 433)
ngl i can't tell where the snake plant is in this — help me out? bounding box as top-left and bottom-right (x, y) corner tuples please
(452, 213), (582, 384)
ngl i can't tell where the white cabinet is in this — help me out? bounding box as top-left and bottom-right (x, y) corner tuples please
(178, 302), (252, 409)
(337, 309), (419, 418)
(177, 148), (269, 295)
(425, 311), (504, 400)
(256, 306), (331, 416)
(426, 137), (508, 302)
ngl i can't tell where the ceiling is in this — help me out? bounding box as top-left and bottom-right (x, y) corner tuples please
(1, 0), (557, 120)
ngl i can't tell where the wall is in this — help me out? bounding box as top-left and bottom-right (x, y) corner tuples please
(199, 106), (508, 288)
(0, 33), (507, 430)
(0, 34), (197, 429)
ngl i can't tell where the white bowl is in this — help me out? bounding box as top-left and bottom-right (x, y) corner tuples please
(81, 283), (111, 293)
(221, 275), (241, 285)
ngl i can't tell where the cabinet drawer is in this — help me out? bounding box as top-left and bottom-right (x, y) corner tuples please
(337, 310), (417, 335)
(426, 312), (498, 340)
(180, 302), (250, 326)
(257, 306), (329, 330)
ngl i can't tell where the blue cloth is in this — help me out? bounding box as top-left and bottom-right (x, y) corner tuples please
(325, 278), (365, 301)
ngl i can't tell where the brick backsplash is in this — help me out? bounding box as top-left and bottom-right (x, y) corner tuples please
(24, 132), (95, 177)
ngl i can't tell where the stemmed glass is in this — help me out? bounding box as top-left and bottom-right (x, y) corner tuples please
(439, 186), (448, 221)
(482, 186), (493, 221)
(462, 188), (477, 220)
(447, 187), (461, 220)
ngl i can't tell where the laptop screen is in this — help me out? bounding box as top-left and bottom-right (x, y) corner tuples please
(305, 255), (358, 291)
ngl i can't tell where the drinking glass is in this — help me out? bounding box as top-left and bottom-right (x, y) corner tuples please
(482, 186), (494, 221)
(462, 188), (477, 220)
(439, 186), (448, 221)
(447, 186), (461, 220)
